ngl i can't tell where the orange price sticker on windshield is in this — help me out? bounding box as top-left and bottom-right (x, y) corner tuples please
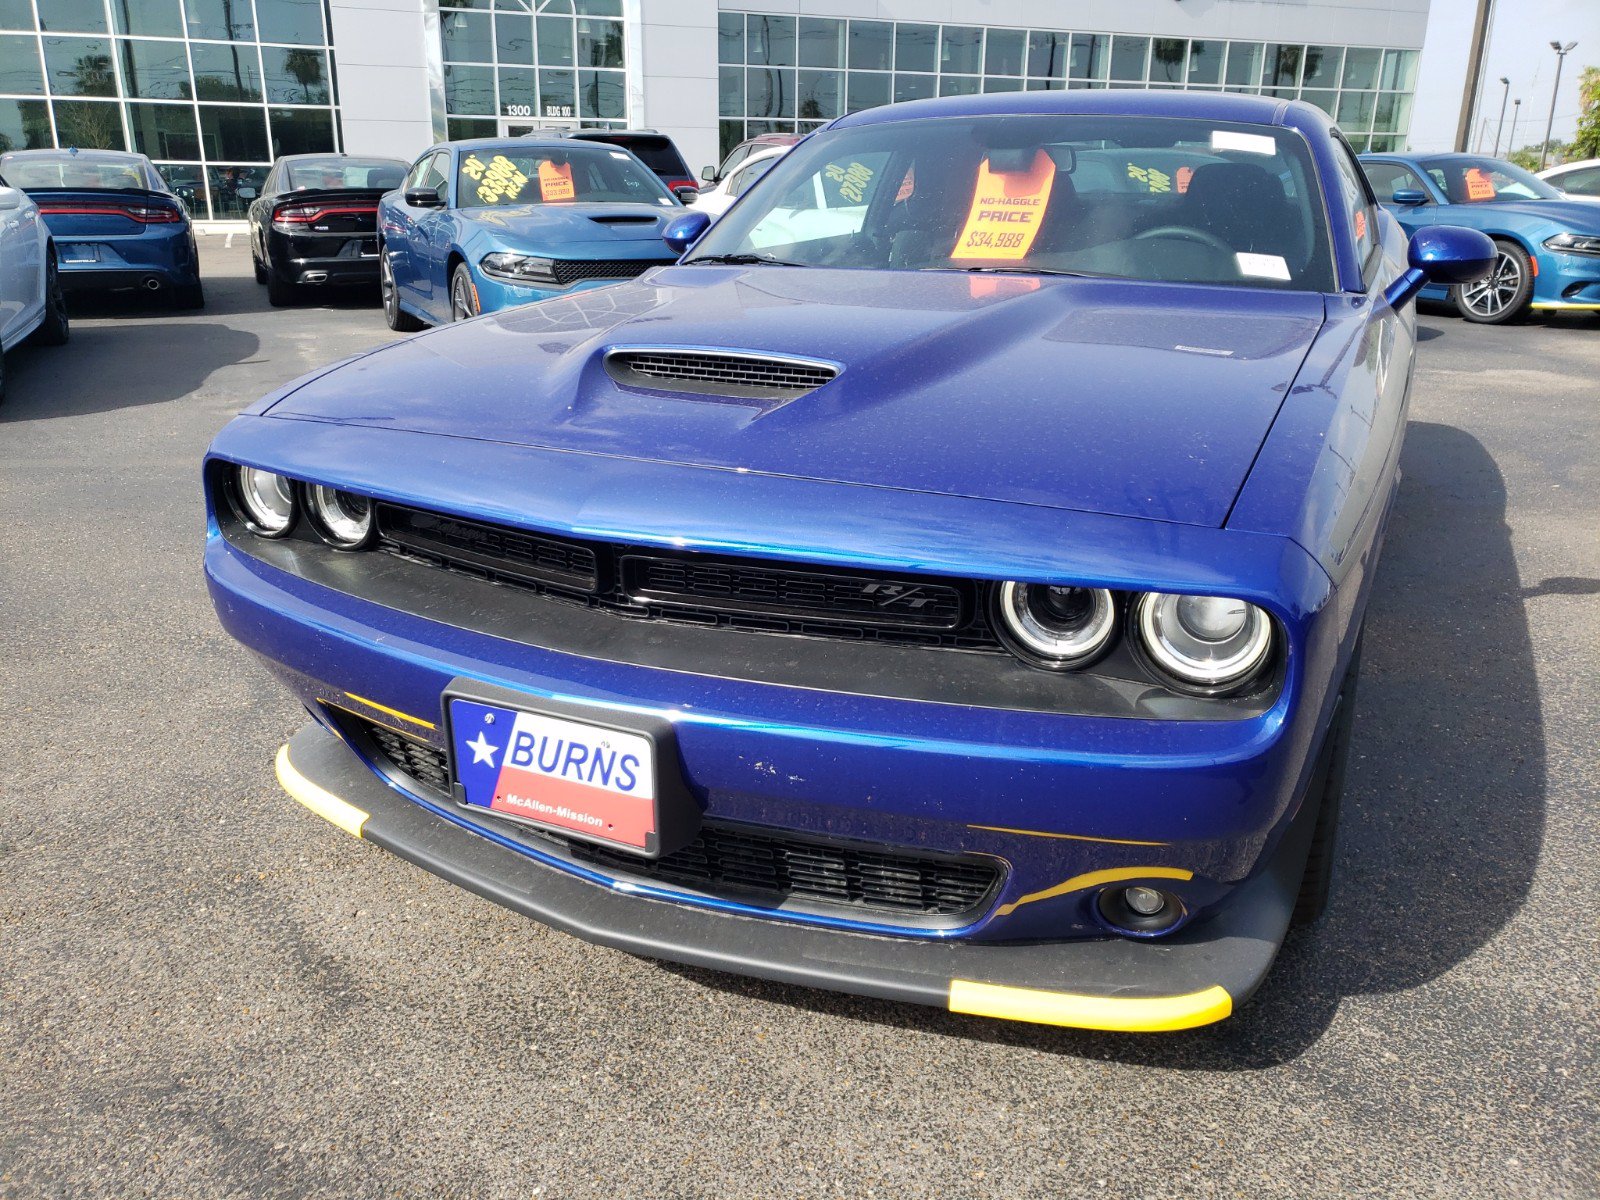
(1354, 209), (1367, 241)
(538, 160), (575, 203)
(1464, 168), (1496, 201)
(951, 149), (1055, 261)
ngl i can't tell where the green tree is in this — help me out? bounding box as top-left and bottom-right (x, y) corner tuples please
(282, 49), (327, 104)
(1570, 65), (1600, 160)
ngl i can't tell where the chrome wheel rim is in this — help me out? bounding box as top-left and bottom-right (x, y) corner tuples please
(380, 252), (397, 320)
(1460, 250), (1521, 317)
(451, 272), (475, 321)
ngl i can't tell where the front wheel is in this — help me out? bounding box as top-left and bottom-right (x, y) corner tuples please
(449, 263), (480, 322)
(381, 249), (425, 332)
(33, 252), (70, 346)
(1453, 239), (1533, 325)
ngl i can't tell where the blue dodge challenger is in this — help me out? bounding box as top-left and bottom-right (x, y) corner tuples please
(206, 92), (1492, 1032)
(377, 137), (686, 329)
(1361, 151), (1600, 323)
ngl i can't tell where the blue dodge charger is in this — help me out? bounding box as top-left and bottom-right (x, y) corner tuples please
(205, 92), (1491, 1032)
(1361, 151), (1600, 323)
(377, 137), (686, 329)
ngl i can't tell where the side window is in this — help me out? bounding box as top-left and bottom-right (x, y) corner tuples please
(420, 152), (448, 193)
(1329, 137), (1380, 283)
(729, 156), (775, 198)
(1558, 165), (1600, 196)
(1362, 161), (1427, 203)
(717, 144), (751, 180)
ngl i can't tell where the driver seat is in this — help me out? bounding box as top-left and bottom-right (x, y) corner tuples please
(1183, 162), (1305, 265)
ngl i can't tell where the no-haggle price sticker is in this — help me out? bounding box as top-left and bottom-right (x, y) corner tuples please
(951, 150), (1056, 261)
(539, 160), (576, 203)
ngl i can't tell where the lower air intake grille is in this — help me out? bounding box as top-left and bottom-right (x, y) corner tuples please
(345, 714), (1000, 921)
(551, 258), (670, 286)
(606, 348), (838, 399)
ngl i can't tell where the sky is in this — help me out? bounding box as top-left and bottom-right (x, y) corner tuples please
(1408, 0), (1600, 155)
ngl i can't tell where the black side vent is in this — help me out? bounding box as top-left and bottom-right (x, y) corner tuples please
(605, 348), (839, 400)
(588, 214), (660, 225)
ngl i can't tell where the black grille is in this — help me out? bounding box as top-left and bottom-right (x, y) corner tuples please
(345, 714), (1000, 921)
(606, 349), (836, 399)
(373, 503), (996, 650)
(551, 258), (670, 286)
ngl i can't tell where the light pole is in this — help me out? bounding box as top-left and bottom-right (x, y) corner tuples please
(1541, 40), (1577, 170)
(1492, 76), (1511, 155)
(1508, 97), (1522, 158)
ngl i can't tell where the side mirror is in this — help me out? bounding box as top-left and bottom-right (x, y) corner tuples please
(1389, 188), (1429, 206)
(700, 165), (716, 183)
(1382, 225), (1496, 310)
(673, 185), (699, 205)
(0, 187), (22, 212)
(662, 209), (712, 255)
(404, 185), (445, 208)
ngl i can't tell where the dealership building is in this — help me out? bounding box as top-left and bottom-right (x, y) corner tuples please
(0, 0), (1431, 223)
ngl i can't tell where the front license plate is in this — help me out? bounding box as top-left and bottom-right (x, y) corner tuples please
(61, 244), (99, 264)
(447, 694), (664, 856)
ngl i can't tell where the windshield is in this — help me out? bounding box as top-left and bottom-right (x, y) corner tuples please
(0, 154), (151, 191)
(456, 144), (674, 208)
(685, 114), (1335, 291)
(1417, 156), (1562, 203)
(286, 157), (407, 190)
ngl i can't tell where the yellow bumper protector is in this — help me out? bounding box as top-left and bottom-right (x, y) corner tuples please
(949, 980), (1232, 1032)
(1530, 300), (1600, 311)
(967, 823), (1168, 847)
(275, 743), (370, 838)
(343, 691), (436, 730)
(994, 865), (1194, 917)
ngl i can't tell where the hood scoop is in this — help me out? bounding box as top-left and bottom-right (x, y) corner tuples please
(589, 213), (660, 225)
(604, 346), (840, 402)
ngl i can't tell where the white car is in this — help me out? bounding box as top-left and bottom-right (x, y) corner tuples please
(1538, 158), (1600, 202)
(0, 175), (69, 401)
(692, 146), (788, 219)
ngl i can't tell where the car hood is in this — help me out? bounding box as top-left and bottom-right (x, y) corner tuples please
(269, 267), (1327, 527)
(459, 201), (678, 244)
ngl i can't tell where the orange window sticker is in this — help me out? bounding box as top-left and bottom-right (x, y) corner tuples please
(895, 164), (915, 203)
(1354, 209), (1367, 241)
(1464, 168), (1496, 202)
(1176, 166), (1193, 194)
(951, 149), (1055, 261)
(538, 160), (575, 203)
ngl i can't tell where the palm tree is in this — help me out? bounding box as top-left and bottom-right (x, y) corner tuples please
(281, 49), (326, 104)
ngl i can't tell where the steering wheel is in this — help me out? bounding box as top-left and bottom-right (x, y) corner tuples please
(1132, 225), (1235, 255)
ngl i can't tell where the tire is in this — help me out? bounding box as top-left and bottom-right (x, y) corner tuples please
(449, 262), (479, 322)
(172, 281), (205, 310)
(1453, 238), (1534, 325)
(253, 242), (268, 284)
(33, 252), (69, 347)
(381, 249), (425, 332)
(0, 344), (6, 407)
(1292, 636), (1362, 926)
(266, 269), (296, 308)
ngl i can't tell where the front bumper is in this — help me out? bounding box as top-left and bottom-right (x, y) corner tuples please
(1532, 247), (1600, 311)
(280, 719), (1314, 1031)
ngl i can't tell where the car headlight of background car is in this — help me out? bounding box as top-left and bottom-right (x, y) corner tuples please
(480, 252), (559, 286)
(1542, 232), (1600, 257)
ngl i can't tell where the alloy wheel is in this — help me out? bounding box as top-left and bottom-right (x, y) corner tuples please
(451, 271), (477, 321)
(380, 253), (397, 321)
(1459, 249), (1522, 319)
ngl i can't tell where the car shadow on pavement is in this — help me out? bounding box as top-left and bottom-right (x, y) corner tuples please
(660, 421), (1546, 1068)
(0, 321), (261, 421)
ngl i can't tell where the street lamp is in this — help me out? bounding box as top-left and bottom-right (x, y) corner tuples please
(1508, 97), (1522, 158)
(1492, 76), (1511, 155)
(1541, 40), (1577, 170)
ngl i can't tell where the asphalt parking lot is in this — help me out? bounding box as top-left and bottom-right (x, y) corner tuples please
(2, 237), (1595, 1199)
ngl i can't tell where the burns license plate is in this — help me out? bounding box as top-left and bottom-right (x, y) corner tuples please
(446, 691), (685, 857)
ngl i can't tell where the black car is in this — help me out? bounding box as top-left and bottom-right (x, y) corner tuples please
(553, 129), (699, 198)
(247, 154), (409, 306)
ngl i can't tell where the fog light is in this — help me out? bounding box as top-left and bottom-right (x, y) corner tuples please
(1123, 885), (1166, 916)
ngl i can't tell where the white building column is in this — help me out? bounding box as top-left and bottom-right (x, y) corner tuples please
(328, 0), (439, 161)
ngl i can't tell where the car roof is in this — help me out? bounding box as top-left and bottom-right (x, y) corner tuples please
(831, 89), (1310, 131)
(279, 152), (406, 162)
(1, 147), (149, 162)
(1541, 157), (1600, 174)
(437, 137), (619, 153)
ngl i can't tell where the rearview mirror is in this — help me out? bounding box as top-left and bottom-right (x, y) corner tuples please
(673, 185), (699, 205)
(1382, 225), (1496, 310)
(1390, 188), (1429, 206)
(404, 185), (445, 208)
(662, 209), (712, 255)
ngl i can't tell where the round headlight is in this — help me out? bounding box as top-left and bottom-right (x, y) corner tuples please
(234, 465), (295, 536)
(995, 582), (1117, 668)
(306, 484), (374, 549)
(1135, 592), (1273, 689)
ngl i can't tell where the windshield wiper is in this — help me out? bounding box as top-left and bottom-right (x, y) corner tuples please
(688, 252), (813, 267)
(929, 265), (1108, 278)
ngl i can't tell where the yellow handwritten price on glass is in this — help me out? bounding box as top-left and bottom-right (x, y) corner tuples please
(462, 154), (529, 204)
(823, 161), (874, 203)
(1126, 163), (1172, 193)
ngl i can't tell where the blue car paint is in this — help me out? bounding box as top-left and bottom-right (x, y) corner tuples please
(378, 138), (684, 325)
(206, 92), (1450, 1012)
(0, 150), (199, 293)
(1361, 152), (1600, 311)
